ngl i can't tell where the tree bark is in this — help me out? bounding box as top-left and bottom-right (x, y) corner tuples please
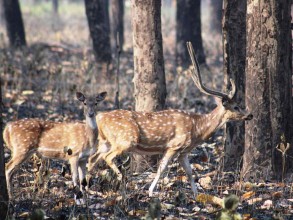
(111, 0), (124, 51)
(131, 0), (167, 172)
(209, 0), (223, 34)
(243, 0), (292, 181)
(176, 0), (206, 68)
(3, 0), (26, 48)
(222, 0), (246, 171)
(84, 0), (111, 64)
(0, 78), (9, 218)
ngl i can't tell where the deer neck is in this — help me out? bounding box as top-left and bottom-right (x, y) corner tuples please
(85, 115), (98, 148)
(194, 105), (226, 140)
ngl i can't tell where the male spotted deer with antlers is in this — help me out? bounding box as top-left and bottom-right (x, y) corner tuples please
(88, 42), (252, 197)
(4, 91), (107, 199)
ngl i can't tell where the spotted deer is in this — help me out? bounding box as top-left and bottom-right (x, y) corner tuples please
(4, 91), (107, 199)
(88, 42), (252, 197)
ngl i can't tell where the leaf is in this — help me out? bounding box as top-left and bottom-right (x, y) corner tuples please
(193, 163), (204, 170)
(260, 200), (273, 210)
(242, 191), (255, 200)
(161, 203), (174, 210)
(243, 213), (251, 220)
(198, 176), (212, 189)
(247, 198), (262, 205)
(104, 198), (117, 207)
(243, 182), (255, 191)
(22, 90), (34, 95)
(176, 175), (188, 182)
(196, 193), (223, 207)
(272, 191), (282, 199)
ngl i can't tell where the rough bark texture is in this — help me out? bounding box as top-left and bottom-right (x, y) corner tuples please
(131, 0), (167, 172)
(243, 0), (292, 181)
(222, 0), (246, 171)
(3, 0), (26, 48)
(84, 0), (111, 64)
(111, 0), (124, 51)
(209, 0), (223, 34)
(0, 79), (8, 218)
(176, 0), (206, 67)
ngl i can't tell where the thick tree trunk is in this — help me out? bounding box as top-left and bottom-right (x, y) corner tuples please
(0, 79), (9, 217)
(84, 0), (111, 64)
(111, 0), (124, 51)
(209, 0), (223, 34)
(3, 0), (26, 48)
(243, 0), (292, 181)
(131, 0), (167, 172)
(176, 0), (206, 68)
(223, 0), (246, 171)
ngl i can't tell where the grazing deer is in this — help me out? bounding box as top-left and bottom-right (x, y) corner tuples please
(4, 91), (107, 199)
(88, 42), (252, 197)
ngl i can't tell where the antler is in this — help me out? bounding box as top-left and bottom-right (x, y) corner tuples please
(186, 42), (236, 100)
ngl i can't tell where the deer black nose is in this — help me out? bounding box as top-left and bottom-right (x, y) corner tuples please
(88, 112), (95, 117)
(245, 114), (253, 120)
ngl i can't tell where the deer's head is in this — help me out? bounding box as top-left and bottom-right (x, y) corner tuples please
(76, 92), (107, 118)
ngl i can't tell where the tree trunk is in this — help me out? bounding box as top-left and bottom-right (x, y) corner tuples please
(243, 0), (292, 181)
(52, 0), (58, 15)
(131, 0), (167, 172)
(0, 79), (9, 217)
(84, 0), (111, 65)
(111, 0), (124, 51)
(176, 0), (206, 68)
(3, 0), (26, 48)
(209, 0), (223, 34)
(222, 0), (246, 171)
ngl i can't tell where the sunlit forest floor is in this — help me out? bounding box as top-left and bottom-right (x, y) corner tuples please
(1, 1), (293, 219)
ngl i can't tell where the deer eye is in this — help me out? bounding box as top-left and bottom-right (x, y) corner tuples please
(84, 102), (87, 106)
(234, 106), (239, 111)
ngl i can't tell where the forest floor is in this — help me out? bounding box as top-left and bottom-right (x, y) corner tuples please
(1, 1), (293, 219)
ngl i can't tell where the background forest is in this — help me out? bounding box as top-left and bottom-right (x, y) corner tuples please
(0, 0), (292, 219)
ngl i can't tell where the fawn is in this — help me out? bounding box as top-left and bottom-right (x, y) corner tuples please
(87, 42), (252, 197)
(4, 91), (107, 199)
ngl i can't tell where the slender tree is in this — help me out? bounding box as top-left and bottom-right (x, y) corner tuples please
(2, 0), (26, 48)
(52, 0), (58, 15)
(0, 78), (8, 218)
(223, 0), (247, 171)
(111, 0), (124, 51)
(131, 0), (167, 172)
(209, 0), (223, 34)
(243, 0), (292, 181)
(176, 0), (206, 68)
(84, 0), (111, 65)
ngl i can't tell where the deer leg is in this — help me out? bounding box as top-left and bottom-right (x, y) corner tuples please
(87, 151), (101, 173)
(78, 159), (87, 191)
(68, 157), (79, 188)
(178, 154), (198, 197)
(149, 150), (176, 197)
(102, 150), (123, 181)
(6, 151), (33, 198)
(87, 142), (111, 172)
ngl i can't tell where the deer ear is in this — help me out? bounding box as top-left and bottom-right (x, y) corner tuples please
(97, 92), (107, 102)
(76, 92), (85, 102)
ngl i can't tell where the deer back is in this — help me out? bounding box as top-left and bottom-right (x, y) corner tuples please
(97, 109), (195, 154)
